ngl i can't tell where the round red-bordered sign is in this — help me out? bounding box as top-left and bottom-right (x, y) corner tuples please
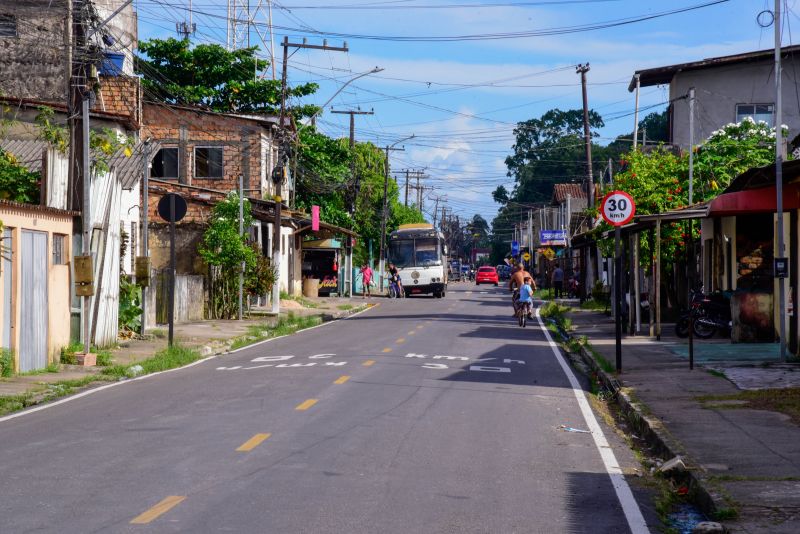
(600, 190), (636, 227)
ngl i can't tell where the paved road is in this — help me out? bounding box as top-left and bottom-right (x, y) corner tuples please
(1, 285), (656, 533)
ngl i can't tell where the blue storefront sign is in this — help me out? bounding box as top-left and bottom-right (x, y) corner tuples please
(540, 230), (567, 246)
(511, 240), (520, 256)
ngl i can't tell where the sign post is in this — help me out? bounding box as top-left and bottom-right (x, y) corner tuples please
(600, 191), (636, 373)
(157, 193), (188, 347)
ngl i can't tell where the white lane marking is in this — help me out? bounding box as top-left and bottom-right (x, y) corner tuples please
(469, 365), (511, 373)
(535, 308), (649, 534)
(0, 306), (378, 425)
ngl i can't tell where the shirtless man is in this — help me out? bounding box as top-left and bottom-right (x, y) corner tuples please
(508, 264), (535, 317)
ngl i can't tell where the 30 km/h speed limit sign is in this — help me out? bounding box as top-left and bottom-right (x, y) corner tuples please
(600, 190), (636, 227)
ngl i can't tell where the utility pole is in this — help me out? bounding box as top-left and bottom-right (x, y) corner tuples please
(176, 0), (196, 39)
(332, 108), (374, 213)
(775, 0), (788, 361)
(380, 136), (413, 292)
(69, 0), (92, 352)
(577, 63), (594, 208)
(633, 73), (641, 149)
(274, 37), (348, 313)
(404, 170), (409, 206)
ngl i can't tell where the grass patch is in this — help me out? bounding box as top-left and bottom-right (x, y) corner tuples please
(337, 304), (354, 311)
(587, 345), (616, 374)
(712, 507), (739, 521)
(580, 298), (609, 312)
(150, 328), (167, 339)
(229, 313), (323, 351)
(60, 341), (83, 365)
(533, 288), (551, 300)
(706, 368), (727, 379)
(697, 387), (800, 425)
(0, 374), (115, 417)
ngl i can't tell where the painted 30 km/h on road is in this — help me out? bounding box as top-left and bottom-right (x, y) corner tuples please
(600, 190), (636, 226)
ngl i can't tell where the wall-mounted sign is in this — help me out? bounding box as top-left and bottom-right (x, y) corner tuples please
(540, 230), (567, 246)
(311, 205), (320, 231)
(511, 240), (520, 256)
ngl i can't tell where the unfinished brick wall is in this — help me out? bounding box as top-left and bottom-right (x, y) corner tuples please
(95, 76), (141, 127)
(142, 103), (270, 195)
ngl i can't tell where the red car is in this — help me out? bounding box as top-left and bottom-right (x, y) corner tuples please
(475, 266), (499, 286)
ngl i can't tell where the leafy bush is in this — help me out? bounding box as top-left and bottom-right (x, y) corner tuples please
(119, 275), (143, 333)
(0, 148), (40, 203)
(0, 348), (14, 377)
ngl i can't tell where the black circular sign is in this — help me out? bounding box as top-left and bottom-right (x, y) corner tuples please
(157, 193), (188, 223)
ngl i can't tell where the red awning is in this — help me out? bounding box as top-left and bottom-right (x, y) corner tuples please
(709, 183), (800, 216)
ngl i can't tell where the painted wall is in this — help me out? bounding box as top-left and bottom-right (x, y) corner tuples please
(670, 57), (800, 148)
(0, 203), (73, 370)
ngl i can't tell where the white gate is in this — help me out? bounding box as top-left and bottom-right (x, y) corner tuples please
(20, 230), (48, 372)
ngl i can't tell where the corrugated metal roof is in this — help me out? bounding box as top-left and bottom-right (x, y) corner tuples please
(0, 139), (48, 173)
(552, 183), (585, 203)
(629, 45), (800, 91)
(109, 140), (162, 190)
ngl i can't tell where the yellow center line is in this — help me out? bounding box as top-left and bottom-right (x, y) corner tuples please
(236, 433), (271, 452)
(130, 496), (186, 524)
(295, 399), (318, 411)
(396, 338), (405, 344)
(382, 347), (392, 353)
(334, 375), (350, 384)
(363, 359), (376, 367)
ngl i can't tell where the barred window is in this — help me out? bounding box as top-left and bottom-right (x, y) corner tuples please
(0, 14), (17, 38)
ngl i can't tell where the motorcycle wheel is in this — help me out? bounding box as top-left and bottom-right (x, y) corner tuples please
(388, 286), (397, 299)
(674, 316), (690, 338)
(693, 319), (716, 339)
(518, 310), (525, 327)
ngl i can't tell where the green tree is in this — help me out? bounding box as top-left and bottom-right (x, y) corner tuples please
(198, 192), (269, 319)
(136, 38), (319, 118)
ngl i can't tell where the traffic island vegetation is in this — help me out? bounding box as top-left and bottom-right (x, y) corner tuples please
(229, 313), (323, 351)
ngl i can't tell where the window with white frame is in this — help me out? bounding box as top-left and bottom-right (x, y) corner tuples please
(736, 104), (774, 126)
(151, 147), (179, 179)
(194, 146), (224, 179)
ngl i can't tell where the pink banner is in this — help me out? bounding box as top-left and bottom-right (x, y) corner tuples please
(311, 205), (320, 231)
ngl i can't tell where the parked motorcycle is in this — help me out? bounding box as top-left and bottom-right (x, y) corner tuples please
(674, 289), (731, 338)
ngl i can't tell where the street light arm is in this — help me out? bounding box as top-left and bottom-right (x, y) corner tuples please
(301, 67), (384, 127)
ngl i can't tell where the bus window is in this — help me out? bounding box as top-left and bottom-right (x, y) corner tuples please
(415, 238), (440, 266)
(389, 241), (414, 268)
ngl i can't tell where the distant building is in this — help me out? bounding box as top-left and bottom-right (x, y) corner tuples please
(629, 45), (800, 148)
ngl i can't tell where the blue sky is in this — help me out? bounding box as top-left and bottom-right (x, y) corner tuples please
(133, 0), (785, 224)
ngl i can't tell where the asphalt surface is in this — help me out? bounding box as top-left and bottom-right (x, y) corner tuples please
(0, 284), (657, 533)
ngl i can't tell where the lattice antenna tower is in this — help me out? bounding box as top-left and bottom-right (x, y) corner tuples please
(227, 0), (277, 79)
(176, 0), (196, 40)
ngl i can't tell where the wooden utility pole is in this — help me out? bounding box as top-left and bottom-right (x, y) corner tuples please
(577, 63), (594, 208)
(332, 108), (374, 213)
(274, 37), (348, 312)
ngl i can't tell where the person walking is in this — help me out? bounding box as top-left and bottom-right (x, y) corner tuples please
(552, 264), (564, 299)
(360, 263), (373, 298)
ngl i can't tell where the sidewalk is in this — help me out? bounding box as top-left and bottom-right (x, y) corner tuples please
(568, 306), (800, 533)
(0, 295), (369, 404)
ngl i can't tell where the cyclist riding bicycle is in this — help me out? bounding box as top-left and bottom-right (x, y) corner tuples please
(515, 275), (534, 319)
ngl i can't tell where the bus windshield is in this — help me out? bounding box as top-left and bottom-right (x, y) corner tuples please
(389, 238), (441, 268)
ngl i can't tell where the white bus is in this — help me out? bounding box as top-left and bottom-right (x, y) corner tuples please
(388, 223), (448, 298)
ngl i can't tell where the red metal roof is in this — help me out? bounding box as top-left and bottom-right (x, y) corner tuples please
(552, 183), (585, 203)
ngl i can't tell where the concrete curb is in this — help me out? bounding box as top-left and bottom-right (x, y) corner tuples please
(574, 342), (729, 520)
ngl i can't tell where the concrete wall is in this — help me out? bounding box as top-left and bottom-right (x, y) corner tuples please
(0, 203), (73, 370)
(144, 272), (204, 328)
(670, 56), (800, 148)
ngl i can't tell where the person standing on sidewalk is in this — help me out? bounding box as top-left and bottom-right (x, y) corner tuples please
(552, 264), (564, 299)
(360, 263), (373, 298)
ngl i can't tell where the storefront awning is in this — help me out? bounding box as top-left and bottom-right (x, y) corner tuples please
(709, 183), (800, 216)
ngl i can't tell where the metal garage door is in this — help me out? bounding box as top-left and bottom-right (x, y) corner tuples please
(19, 230), (48, 372)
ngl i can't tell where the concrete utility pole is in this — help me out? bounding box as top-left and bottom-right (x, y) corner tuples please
(332, 108), (374, 213)
(632, 73), (641, 149)
(380, 135), (413, 291)
(140, 139), (150, 336)
(274, 37), (348, 313)
(775, 0), (788, 361)
(577, 63), (594, 208)
(404, 170), (409, 206)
